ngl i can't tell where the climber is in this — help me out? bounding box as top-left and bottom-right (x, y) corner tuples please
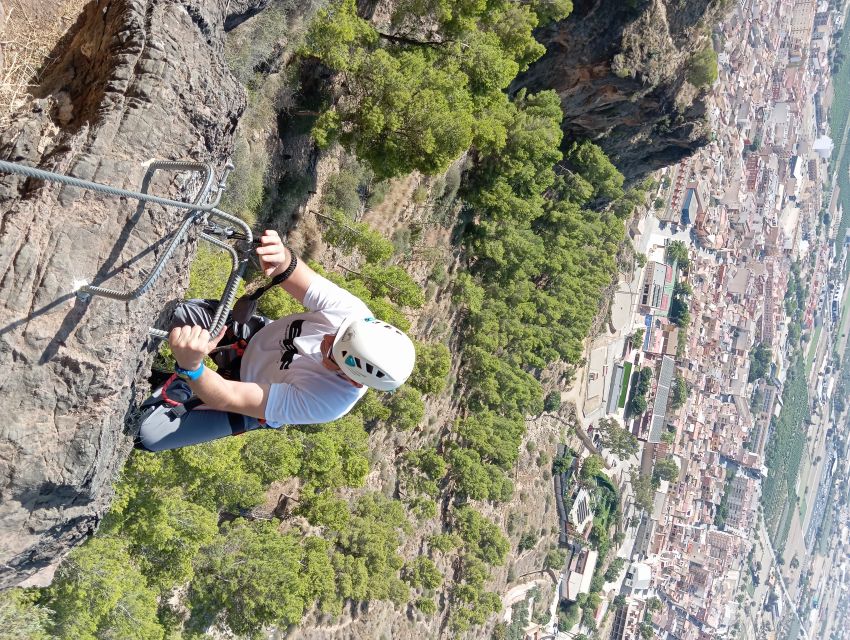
(136, 229), (416, 451)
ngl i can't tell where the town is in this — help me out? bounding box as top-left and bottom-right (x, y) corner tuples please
(502, 0), (850, 638)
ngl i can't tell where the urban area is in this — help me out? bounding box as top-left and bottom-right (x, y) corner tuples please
(502, 0), (850, 638)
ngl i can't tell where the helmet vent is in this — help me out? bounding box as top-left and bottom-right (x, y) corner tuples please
(376, 371), (385, 378)
(366, 363), (374, 374)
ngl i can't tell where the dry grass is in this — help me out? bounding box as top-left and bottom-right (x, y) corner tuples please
(0, 0), (87, 126)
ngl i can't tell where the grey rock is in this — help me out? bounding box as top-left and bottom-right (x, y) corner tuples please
(224, 0), (272, 31)
(0, 0), (244, 588)
(514, 0), (723, 181)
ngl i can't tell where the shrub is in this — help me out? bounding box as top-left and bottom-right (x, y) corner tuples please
(410, 341), (452, 395)
(518, 531), (537, 552)
(688, 47), (718, 88)
(187, 245), (246, 301)
(322, 167), (363, 218)
(386, 386), (425, 431)
(544, 390), (561, 412)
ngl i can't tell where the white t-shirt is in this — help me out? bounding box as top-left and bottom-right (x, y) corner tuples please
(239, 275), (371, 427)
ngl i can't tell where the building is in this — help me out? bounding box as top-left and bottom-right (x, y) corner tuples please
(569, 487), (594, 538)
(648, 356), (676, 443)
(644, 317), (679, 357)
(623, 562), (653, 597)
(724, 473), (758, 533)
(681, 185), (703, 226)
(561, 546), (599, 602)
(640, 261), (675, 317)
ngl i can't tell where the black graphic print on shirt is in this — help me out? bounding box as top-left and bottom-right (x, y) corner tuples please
(278, 320), (304, 370)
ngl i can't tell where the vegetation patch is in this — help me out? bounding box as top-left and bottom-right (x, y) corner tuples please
(618, 361), (633, 408)
(24, 0), (648, 635)
(761, 355), (809, 546)
(829, 4), (850, 251)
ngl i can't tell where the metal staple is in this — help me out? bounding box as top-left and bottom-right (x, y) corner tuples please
(0, 158), (252, 341)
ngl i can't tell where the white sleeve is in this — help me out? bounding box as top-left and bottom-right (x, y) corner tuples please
(303, 274), (371, 316)
(264, 373), (364, 426)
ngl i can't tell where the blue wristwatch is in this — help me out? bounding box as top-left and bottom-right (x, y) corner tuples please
(175, 362), (205, 381)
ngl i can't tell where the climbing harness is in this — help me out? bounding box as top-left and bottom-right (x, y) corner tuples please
(0, 158), (252, 340)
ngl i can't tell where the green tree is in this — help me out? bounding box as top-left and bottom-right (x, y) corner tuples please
(303, 536), (341, 614)
(669, 282), (691, 328)
(653, 456), (679, 483)
(456, 410), (526, 470)
(630, 394), (648, 415)
(748, 342), (772, 382)
(580, 454), (604, 482)
(674, 280), (693, 296)
(447, 446), (514, 502)
(597, 417), (639, 460)
(429, 532), (462, 553)
(189, 520), (308, 635)
(665, 240), (690, 268)
(402, 446), (448, 497)
(404, 557), (444, 589)
(240, 429), (302, 485)
(104, 490), (218, 590)
(336, 493), (411, 602)
(47, 537), (164, 640)
(562, 140), (624, 201)
(296, 487), (352, 530)
(312, 47), (477, 177)
(518, 531), (537, 551)
(631, 469), (654, 512)
(604, 557), (626, 582)
(386, 385), (425, 430)
(299, 415), (370, 489)
(320, 209), (395, 263)
(545, 548), (567, 569)
(453, 272), (486, 313)
(454, 506), (510, 566)
(0, 590), (53, 640)
(688, 46), (719, 88)
(544, 390), (562, 411)
(359, 263), (425, 308)
(632, 327), (645, 349)
(416, 597), (438, 614)
(670, 373), (688, 409)
(409, 341), (452, 394)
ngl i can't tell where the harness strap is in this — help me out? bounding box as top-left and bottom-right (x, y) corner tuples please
(166, 397), (205, 419)
(161, 372), (206, 418)
(160, 373), (183, 407)
(228, 411), (247, 436)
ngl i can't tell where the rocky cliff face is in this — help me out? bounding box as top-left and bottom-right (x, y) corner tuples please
(0, 0), (243, 588)
(514, 0), (720, 181)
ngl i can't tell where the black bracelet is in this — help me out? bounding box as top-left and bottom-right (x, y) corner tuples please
(271, 249), (298, 285)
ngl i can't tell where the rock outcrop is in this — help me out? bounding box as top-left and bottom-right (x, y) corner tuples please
(224, 0), (271, 31)
(515, 0), (721, 181)
(0, 0), (243, 588)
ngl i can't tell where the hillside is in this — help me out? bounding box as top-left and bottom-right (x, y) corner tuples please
(0, 0), (728, 638)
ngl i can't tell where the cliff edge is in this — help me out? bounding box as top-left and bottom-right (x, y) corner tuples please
(515, 0), (720, 180)
(0, 0), (243, 588)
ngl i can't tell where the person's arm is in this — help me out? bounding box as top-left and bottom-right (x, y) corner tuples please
(168, 325), (270, 418)
(255, 229), (316, 304)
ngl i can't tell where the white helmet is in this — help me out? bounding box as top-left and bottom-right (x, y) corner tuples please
(331, 316), (415, 391)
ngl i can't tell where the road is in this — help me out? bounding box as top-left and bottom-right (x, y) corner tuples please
(759, 517), (810, 638)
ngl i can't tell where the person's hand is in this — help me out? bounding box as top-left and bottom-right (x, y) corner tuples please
(255, 230), (289, 277)
(168, 326), (226, 371)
